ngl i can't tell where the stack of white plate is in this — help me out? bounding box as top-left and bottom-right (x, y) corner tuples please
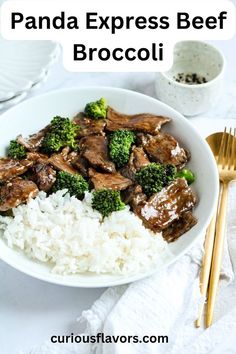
(0, 39), (59, 110)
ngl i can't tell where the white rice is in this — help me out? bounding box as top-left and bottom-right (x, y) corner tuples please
(0, 190), (170, 275)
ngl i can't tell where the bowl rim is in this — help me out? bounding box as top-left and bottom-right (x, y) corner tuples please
(158, 40), (225, 89)
(0, 86), (219, 287)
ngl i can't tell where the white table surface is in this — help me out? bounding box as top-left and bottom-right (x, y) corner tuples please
(0, 38), (236, 354)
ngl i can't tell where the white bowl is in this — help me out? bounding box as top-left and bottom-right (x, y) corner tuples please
(0, 39), (59, 105)
(0, 87), (219, 287)
(155, 41), (225, 116)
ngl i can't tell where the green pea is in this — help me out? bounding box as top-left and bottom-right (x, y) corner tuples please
(176, 169), (195, 185)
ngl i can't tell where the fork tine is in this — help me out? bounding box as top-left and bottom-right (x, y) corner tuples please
(218, 128), (227, 168)
(233, 128), (236, 170)
(229, 128), (235, 171)
(226, 128), (232, 170)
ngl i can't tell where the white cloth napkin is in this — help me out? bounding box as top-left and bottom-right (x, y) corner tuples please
(23, 119), (236, 354)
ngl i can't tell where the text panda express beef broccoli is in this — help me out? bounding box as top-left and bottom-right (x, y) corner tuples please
(0, 97), (197, 242)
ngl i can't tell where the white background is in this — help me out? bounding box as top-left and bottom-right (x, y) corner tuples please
(0, 37), (236, 354)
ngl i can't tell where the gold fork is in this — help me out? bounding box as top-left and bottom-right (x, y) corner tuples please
(206, 128), (236, 327)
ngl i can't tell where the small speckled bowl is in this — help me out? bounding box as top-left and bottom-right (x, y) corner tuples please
(155, 41), (225, 116)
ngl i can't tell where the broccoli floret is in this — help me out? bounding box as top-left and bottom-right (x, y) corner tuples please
(8, 140), (27, 160)
(164, 164), (177, 184)
(41, 116), (79, 154)
(109, 130), (136, 168)
(175, 168), (195, 185)
(0, 209), (13, 217)
(41, 133), (62, 154)
(135, 163), (176, 197)
(92, 189), (125, 217)
(84, 98), (107, 120)
(52, 171), (89, 200)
